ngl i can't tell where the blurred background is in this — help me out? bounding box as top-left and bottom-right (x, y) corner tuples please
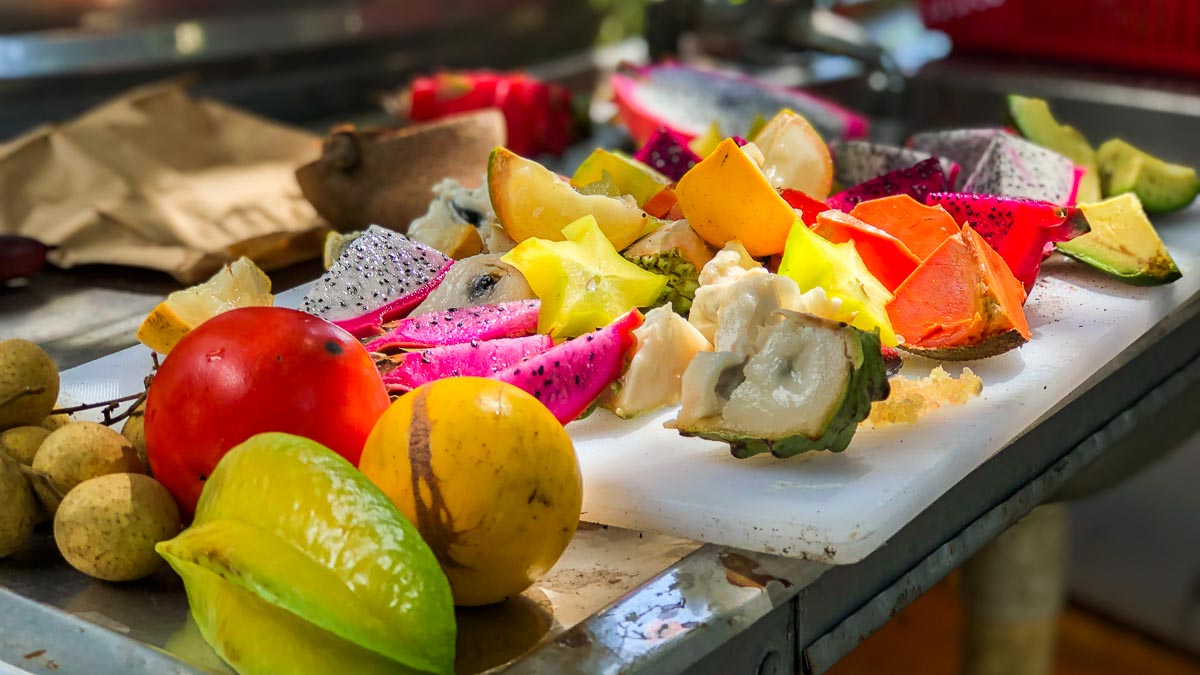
(0, 1), (1196, 672)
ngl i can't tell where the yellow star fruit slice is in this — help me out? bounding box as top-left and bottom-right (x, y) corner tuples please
(778, 221), (898, 346)
(502, 215), (667, 338)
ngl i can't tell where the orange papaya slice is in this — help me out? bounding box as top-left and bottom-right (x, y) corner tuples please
(812, 211), (921, 292)
(849, 194), (960, 260)
(888, 224), (1031, 361)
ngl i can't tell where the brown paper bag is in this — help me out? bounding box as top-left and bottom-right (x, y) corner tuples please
(0, 80), (328, 283)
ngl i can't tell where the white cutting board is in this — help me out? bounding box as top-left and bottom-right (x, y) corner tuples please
(57, 208), (1200, 565)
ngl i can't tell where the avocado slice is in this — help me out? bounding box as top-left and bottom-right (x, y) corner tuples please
(1095, 139), (1200, 214)
(1007, 95), (1101, 204)
(1056, 193), (1181, 285)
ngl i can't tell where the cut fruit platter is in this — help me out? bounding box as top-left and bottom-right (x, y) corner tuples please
(3, 66), (1199, 675)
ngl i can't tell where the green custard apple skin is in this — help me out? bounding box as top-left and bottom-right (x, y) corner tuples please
(623, 220), (716, 315)
(156, 433), (455, 675)
(675, 312), (890, 459)
(1095, 139), (1200, 213)
(1056, 193), (1182, 286)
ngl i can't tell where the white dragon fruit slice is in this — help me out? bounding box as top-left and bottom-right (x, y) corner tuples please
(961, 135), (1081, 205)
(908, 128), (1010, 189)
(299, 226), (453, 338)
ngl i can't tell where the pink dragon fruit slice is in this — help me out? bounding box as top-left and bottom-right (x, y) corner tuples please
(299, 226), (453, 338)
(381, 334), (553, 392)
(908, 128), (1013, 189)
(612, 62), (868, 146)
(926, 192), (1090, 292)
(961, 135), (1080, 205)
(364, 299), (541, 351)
(825, 158), (948, 212)
(634, 127), (702, 182)
(492, 309), (643, 424)
(832, 141), (960, 189)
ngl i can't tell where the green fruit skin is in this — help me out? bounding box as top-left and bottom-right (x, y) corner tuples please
(174, 557), (420, 675)
(1096, 139), (1200, 214)
(678, 327), (891, 459)
(1007, 94), (1102, 204)
(156, 433), (455, 675)
(1056, 243), (1182, 286)
(626, 253), (699, 315)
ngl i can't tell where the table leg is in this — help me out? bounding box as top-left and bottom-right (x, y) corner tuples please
(960, 504), (1068, 675)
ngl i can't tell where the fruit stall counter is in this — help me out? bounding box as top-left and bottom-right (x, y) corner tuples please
(2, 203), (1198, 672)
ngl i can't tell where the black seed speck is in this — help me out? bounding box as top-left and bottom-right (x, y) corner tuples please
(324, 340), (344, 355)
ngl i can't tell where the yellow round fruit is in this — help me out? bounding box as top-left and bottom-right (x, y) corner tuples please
(359, 377), (581, 607)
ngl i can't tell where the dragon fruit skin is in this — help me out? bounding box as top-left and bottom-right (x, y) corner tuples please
(908, 128), (1012, 189)
(825, 158), (948, 212)
(381, 334), (553, 392)
(492, 309), (643, 424)
(832, 141), (960, 190)
(926, 192), (1090, 292)
(364, 299), (540, 351)
(300, 226), (453, 339)
(961, 135), (1081, 205)
(612, 62), (868, 146)
(635, 128), (702, 182)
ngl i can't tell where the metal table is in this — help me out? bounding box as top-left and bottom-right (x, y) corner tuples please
(3, 60), (1200, 675)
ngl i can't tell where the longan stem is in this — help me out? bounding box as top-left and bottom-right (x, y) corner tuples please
(51, 389), (141, 415)
(0, 386), (45, 408)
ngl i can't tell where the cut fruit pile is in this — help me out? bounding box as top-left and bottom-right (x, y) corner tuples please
(78, 69), (1193, 675)
(280, 97), (1187, 463)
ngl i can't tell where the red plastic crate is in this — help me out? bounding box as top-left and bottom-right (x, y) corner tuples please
(919, 0), (1200, 77)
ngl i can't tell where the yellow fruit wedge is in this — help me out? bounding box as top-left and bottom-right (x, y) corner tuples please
(675, 138), (797, 257)
(751, 109), (834, 199)
(136, 257), (273, 355)
(570, 148), (670, 207)
(502, 215), (666, 338)
(687, 121), (723, 158)
(489, 147), (664, 251)
(778, 221), (898, 346)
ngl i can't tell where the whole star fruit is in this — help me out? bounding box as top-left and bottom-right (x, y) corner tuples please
(156, 433), (455, 675)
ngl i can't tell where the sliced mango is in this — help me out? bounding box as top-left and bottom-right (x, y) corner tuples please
(489, 147), (663, 251)
(676, 138), (798, 257)
(501, 215), (667, 338)
(778, 221), (898, 346)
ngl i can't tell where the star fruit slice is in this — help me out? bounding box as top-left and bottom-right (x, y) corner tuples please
(502, 214), (667, 338)
(778, 220), (898, 346)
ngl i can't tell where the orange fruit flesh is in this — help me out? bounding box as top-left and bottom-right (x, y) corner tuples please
(813, 211), (921, 292)
(888, 225), (1030, 351)
(849, 195), (960, 260)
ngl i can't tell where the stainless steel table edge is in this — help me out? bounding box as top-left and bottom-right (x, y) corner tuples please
(502, 298), (1200, 674)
